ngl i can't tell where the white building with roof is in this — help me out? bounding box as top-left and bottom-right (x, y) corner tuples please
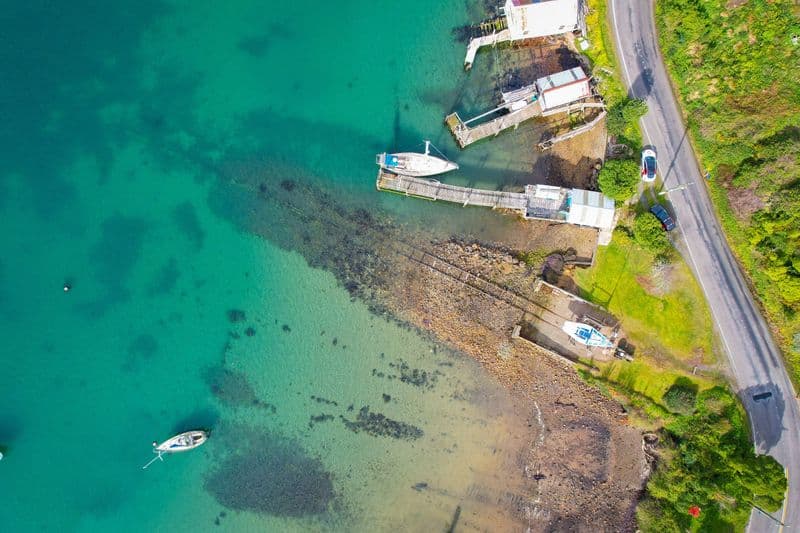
(535, 66), (591, 110)
(566, 188), (616, 244)
(465, 0), (585, 69)
(503, 0), (581, 41)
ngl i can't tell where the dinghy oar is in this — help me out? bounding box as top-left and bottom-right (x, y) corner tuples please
(142, 450), (164, 470)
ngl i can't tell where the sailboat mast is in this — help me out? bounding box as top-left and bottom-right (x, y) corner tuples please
(424, 140), (430, 156)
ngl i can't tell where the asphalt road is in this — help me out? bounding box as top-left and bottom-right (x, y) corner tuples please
(608, 1), (800, 530)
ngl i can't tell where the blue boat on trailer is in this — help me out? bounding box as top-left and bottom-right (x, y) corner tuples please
(561, 321), (613, 348)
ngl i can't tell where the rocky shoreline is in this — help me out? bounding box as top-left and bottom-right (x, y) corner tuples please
(212, 168), (648, 532)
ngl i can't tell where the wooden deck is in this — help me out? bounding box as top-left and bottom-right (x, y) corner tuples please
(464, 29), (511, 70)
(445, 100), (543, 148)
(376, 170), (529, 213)
(445, 100), (605, 149)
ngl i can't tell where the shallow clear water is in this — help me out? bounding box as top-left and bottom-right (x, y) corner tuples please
(0, 1), (536, 530)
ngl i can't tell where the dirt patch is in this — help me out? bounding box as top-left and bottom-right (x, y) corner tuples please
(725, 184), (764, 221)
(726, 0), (750, 9)
(548, 114), (608, 190)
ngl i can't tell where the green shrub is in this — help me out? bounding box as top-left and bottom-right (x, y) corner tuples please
(607, 98), (648, 137)
(639, 387), (787, 531)
(517, 249), (547, 268)
(598, 158), (640, 200)
(662, 377), (698, 414)
(632, 210), (670, 254)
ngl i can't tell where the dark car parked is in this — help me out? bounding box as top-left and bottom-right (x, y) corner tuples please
(650, 204), (676, 231)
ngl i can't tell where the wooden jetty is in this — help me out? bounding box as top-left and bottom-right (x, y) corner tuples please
(464, 29), (511, 70)
(445, 100), (543, 148)
(446, 99), (604, 149)
(377, 170), (526, 213)
(376, 170), (572, 222)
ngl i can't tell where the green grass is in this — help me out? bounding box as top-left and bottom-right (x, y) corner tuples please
(574, 227), (715, 365)
(582, 0), (626, 106)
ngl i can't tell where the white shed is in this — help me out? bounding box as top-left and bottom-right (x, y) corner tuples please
(503, 0), (580, 41)
(536, 67), (591, 110)
(566, 189), (615, 230)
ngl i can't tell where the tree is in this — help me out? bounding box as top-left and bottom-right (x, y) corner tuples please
(662, 377), (698, 414)
(598, 158), (640, 200)
(607, 97), (648, 138)
(638, 387), (788, 531)
(633, 210), (671, 255)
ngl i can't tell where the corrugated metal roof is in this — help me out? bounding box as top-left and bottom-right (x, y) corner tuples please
(566, 188), (615, 230)
(536, 67), (588, 92)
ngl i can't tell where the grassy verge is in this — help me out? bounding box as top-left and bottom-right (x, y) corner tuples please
(654, 0), (800, 385)
(574, 226), (715, 365)
(574, 2), (788, 530)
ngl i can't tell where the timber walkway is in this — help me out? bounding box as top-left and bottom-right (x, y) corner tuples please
(464, 29), (511, 70)
(377, 170), (528, 212)
(446, 100), (605, 148)
(376, 170), (569, 222)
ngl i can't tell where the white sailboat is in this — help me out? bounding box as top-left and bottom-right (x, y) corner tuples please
(376, 140), (458, 177)
(142, 430), (208, 469)
(562, 321), (613, 348)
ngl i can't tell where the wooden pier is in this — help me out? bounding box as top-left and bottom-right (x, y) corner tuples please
(446, 100), (605, 149)
(445, 100), (543, 148)
(464, 29), (511, 70)
(377, 170), (529, 213)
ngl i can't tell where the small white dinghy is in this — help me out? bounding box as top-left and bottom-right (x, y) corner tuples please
(376, 140), (458, 177)
(142, 430), (208, 469)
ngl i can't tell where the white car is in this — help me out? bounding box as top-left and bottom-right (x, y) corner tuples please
(641, 148), (657, 182)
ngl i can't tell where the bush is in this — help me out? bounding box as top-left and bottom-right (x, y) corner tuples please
(517, 249), (547, 268)
(598, 158), (640, 200)
(639, 387), (787, 531)
(662, 377), (698, 414)
(633, 211), (670, 255)
(607, 97), (648, 138)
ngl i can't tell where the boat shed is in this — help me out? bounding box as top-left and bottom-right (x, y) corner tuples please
(567, 189), (615, 230)
(536, 67), (591, 111)
(503, 0), (580, 41)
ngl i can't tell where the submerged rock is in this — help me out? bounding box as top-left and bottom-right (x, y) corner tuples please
(340, 406), (423, 440)
(204, 425), (335, 517)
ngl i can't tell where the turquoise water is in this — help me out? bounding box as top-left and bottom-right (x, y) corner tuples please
(0, 1), (537, 531)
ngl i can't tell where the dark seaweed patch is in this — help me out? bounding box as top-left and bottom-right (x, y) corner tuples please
(172, 202), (205, 250)
(340, 406), (423, 440)
(389, 359), (438, 389)
(204, 425), (334, 517)
(282, 324), (291, 332)
(128, 333), (158, 359)
(205, 367), (276, 412)
(147, 257), (180, 296)
(310, 395), (338, 407)
(84, 214), (149, 311)
(308, 414), (335, 428)
(227, 309), (246, 323)
(245, 326), (256, 337)
(280, 179), (296, 192)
